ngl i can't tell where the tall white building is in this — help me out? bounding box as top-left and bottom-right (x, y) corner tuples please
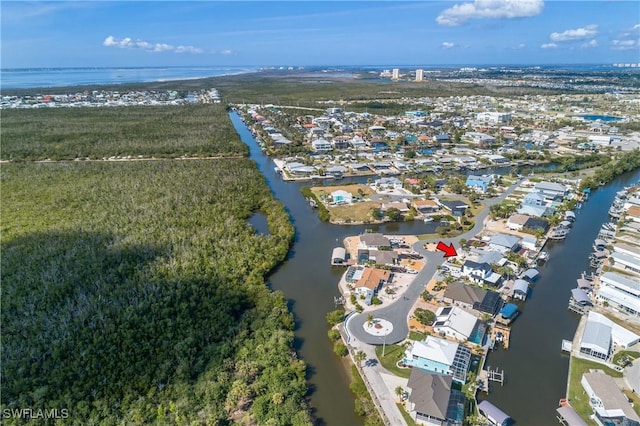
(392, 68), (400, 80)
(415, 69), (424, 82)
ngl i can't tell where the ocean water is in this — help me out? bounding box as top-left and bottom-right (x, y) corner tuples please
(0, 66), (258, 90)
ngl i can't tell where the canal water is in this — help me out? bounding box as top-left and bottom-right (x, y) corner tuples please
(230, 111), (640, 425)
(484, 167), (640, 425)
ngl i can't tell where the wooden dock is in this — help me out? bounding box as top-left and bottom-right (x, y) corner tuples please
(490, 324), (511, 349)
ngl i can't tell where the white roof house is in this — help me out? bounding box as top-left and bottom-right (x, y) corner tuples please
(597, 272), (640, 316)
(579, 317), (612, 361)
(330, 190), (353, 204)
(585, 311), (640, 349)
(581, 370), (640, 425)
(403, 336), (472, 383)
(432, 306), (478, 342)
(311, 138), (332, 153)
(534, 181), (569, 199)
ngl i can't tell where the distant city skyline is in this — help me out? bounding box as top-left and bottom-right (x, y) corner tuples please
(1, 1), (639, 68)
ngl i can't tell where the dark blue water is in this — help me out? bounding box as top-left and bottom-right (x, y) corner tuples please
(577, 115), (624, 122)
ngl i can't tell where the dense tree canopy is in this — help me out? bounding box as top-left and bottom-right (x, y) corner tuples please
(1, 158), (310, 425)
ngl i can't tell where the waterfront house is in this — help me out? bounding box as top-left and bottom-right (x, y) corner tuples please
(438, 200), (470, 218)
(366, 249), (398, 267)
(405, 369), (465, 426)
(330, 190), (353, 205)
(373, 177), (403, 191)
(462, 260), (492, 284)
(488, 234), (520, 254)
(477, 400), (512, 426)
(465, 175), (493, 194)
(353, 268), (391, 305)
(507, 214), (529, 231)
(579, 316), (613, 361)
(432, 306), (478, 342)
(610, 251), (640, 275)
(523, 192), (547, 207)
(412, 199), (441, 214)
(512, 279), (529, 301)
(442, 282), (504, 316)
(359, 233), (391, 249)
(597, 271), (640, 317)
(381, 202), (410, 214)
(521, 236), (537, 251)
(402, 336), (472, 384)
(581, 370), (640, 426)
(523, 217), (550, 232)
(534, 181), (569, 200)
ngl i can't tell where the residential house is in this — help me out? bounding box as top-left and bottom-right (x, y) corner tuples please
(402, 336), (472, 383)
(464, 132), (496, 146)
(443, 283), (503, 315)
(432, 306), (479, 342)
(405, 369), (465, 426)
(438, 200), (470, 218)
(507, 214), (529, 231)
(597, 272), (640, 316)
(413, 199), (441, 214)
(359, 233), (391, 249)
(381, 202), (410, 214)
(366, 249), (399, 266)
(373, 177), (403, 191)
(488, 234), (520, 254)
(534, 181), (569, 200)
(462, 260), (493, 284)
(465, 175), (493, 194)
(512, 279), (529, 301)
(353, 268), (391, 305)
(311, 139), (332, 153)
(579, 316), (613, 361)
(331, 190), (352, 205)
(581, 370), (640, 426)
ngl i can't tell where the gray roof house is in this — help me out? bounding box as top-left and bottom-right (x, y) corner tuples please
(359, 233), (390, 249)
(489, 234), (520, 253)
(534, 181), (569, 199)
(406, 369), (465, 426)
(581, 370), (640, 426)
(579, 318), (612, 361)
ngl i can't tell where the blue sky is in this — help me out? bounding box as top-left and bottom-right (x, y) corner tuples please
(1, 1), (639, 67)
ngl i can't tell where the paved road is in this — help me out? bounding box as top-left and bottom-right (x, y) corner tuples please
(347, 181), (520, 345)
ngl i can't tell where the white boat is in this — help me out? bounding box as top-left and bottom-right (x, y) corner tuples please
(423, 216), (434, 223)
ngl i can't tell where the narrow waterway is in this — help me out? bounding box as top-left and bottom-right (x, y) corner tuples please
(230, 111), (640, 425)
(484, 167), (640, 425)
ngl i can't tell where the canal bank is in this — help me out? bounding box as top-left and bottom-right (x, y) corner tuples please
(231, 110), (640, 425)
(483, 167), (640, 425)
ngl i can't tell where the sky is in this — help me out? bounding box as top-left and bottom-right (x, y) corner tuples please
(1, 0), (639, 68)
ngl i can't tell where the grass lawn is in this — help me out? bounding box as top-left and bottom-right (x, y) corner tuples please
(311, 184), (374, 199)
(375, 344), (411, 379)
(612, 350), (640, 366)
(408, 331), (426, 341)
(330, 201), (381, 223)
(623, 390), (640, 417)
(397, 403), (416, 426)
(568, 357), (623, 426)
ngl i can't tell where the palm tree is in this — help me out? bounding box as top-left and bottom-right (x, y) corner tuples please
(395, 386), (404, 402)
(366, 314), (375, 327)
(354, 350), (366, 367)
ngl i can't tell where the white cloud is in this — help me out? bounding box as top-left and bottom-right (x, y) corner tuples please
(103, 36), (206, 54)
(441, 42), (456, 49)
(612, 39), (638, 50)
(436, 0), (544, 26)
(541, 43), (558, 49)
(581, 39), (598, 48)
(220, 49), (234, 55)
(550, 25), (598, 42)
(514, 43), (526, 49)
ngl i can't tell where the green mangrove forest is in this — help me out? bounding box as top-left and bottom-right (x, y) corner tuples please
(1, 105), (312, 425)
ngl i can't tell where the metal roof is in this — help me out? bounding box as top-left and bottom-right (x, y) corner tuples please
(556, 406), (588, 426)
(478, 400), (511, 424)
(571, 288), (592, 305)
(513, 279), (529, 294)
